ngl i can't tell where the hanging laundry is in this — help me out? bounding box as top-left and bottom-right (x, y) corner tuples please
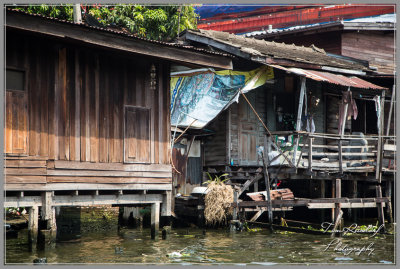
(373, 95), (381, 133)
(306, 116), (315, 133)
(338, 90), (358, 134)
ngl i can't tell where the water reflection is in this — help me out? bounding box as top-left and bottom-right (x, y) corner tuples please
(5, 228), (394, 264)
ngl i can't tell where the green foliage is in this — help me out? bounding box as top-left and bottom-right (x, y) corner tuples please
(14, 4), (74, 21)
(13, 4), (199, 41)
(203, 172), (229, 185)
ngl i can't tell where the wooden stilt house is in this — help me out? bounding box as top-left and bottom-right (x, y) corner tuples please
(4, 9), (232, 239)
(179, 29), (394, 227)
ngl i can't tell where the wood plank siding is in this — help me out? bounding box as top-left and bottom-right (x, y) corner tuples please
(5, 30), (172, 191)
(204, 87), (267, 166)
(341, 31), (395, 74)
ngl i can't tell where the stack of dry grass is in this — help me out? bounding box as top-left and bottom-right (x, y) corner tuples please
(204, 181), (234, 226)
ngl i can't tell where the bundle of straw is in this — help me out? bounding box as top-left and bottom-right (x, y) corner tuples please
(204, 181), (233, 226)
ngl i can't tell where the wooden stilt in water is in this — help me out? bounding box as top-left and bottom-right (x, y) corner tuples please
(376, 185), (385, 232)
(331, 210), (343, 238)
(385, 181), (393, 224)
(348, 180), (358, 223)
(151, 202), (160, 240)
(263, 136), (273, 230)
(331, 179), (335, 223)
(334, 178), (343, 231)
(28, 206), (39, 251)
(230, 190), (239, 232)
(319, 180), (325, 223)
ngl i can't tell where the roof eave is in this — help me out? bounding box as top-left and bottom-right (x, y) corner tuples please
(6, 10), (233, 70)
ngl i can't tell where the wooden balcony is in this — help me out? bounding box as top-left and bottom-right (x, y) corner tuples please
(265, 131), (396, 176)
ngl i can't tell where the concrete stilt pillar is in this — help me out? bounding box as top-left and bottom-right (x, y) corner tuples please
(28, 206), (39, 251)
(151, 203), (160, 240)
(38, 192), (57, 249)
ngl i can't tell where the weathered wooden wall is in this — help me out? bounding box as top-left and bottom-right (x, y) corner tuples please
(203, 87), (267, 167)
(5, 31), (172, 191)
(341, 31), (395, 74)
(203, 111), (227, 166)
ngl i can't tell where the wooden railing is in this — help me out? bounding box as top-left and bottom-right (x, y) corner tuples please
(264, 132), (396, 174)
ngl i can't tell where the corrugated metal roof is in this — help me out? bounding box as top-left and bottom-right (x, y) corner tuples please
(245, 13), (395, 37)
(268, 65), (387, 90)
(6, 8), (231, 58)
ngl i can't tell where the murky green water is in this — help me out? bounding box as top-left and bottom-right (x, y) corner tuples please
(6, 227), (395, 265)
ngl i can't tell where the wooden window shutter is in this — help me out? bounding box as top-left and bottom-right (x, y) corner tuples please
(5, 69), (28, 155)
(124, 106), (151, 163)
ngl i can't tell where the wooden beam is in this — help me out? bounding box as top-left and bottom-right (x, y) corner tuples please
(293, 77), (306, 165)
(308, 137), (313, 173)
(376, 185), (385, 231)
(7, 12), (232, 70)
(376, 90), (386, 183)
(385, 85), (395, 137)
(262, 136), (273, 228)
(184, 31), (251, 60)
(5, 183), (173, 191)
(385, 181), (393, 223)
(52, 160), (172, 172)
(238, 173), (263, 196)
(249, 209), (265, 222)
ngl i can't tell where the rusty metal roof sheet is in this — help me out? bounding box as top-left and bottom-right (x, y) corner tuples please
(186, 29), (368, 71)
(269, 65), (387, 90)
(6, 8), (231, 58)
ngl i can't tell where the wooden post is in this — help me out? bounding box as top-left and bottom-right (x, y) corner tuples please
(308, 136), (313, 173)
(338, 139), (343, 174)
(331, 210), (343, 238)
(28, 206), (39, 251)
(319, 180), (325, 223)
(263, 136), (273, 229)
(151, 202), (160, 240)
(376, 90), (385, 183)
(292, 77), (306, 165)
(232, 190), (238, 221)
(376, 185), (385, 232)
(385, 181), (393, 224)
(385, 85), (395, 137)
(334, 178), (343, 231)
(348, 180), (358, 223)
(230, 189), (239, 232)
(340, 87), (351, 136)
(331, 179), (335, 223)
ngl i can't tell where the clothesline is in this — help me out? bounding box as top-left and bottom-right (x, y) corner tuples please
(324, 92), (394, 102)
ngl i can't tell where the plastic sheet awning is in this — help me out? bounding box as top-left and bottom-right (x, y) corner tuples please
(268, 65), (387, 90)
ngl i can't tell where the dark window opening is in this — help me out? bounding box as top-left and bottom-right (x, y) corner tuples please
(6, 69), (25, 91)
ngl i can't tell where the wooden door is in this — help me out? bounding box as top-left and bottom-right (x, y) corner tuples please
(124, 106), (151, 163)
(5, 69), (28, 155)
(238, 91), (258, 165)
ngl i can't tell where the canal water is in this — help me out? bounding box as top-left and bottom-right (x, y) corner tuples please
(6, 227), (395, 265)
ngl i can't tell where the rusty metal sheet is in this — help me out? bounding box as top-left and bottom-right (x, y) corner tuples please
(268, 64), (387, 90)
